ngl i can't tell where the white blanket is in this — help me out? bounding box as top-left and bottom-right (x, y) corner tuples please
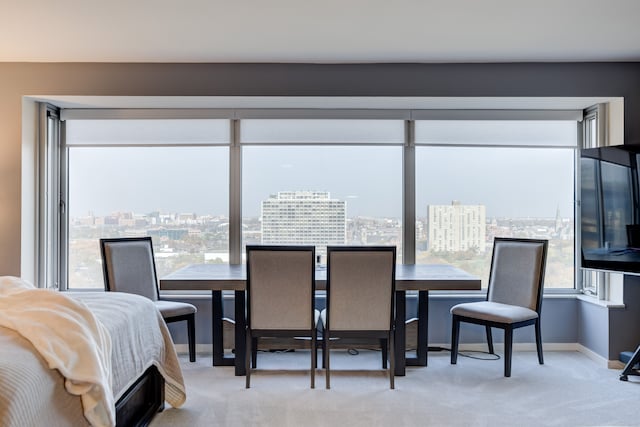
(0, 276), (115, 427)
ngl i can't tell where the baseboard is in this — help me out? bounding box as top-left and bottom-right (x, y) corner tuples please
(175, 342), (580, 355)
(174, 344), (215, 355)
(432, 342), (579, 353)
(174, 342), (625, 370)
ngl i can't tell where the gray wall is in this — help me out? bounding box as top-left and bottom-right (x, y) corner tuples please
(577, 299), (610, 357)
(167, 294), (579, 350)
(2, 62), (640, 358)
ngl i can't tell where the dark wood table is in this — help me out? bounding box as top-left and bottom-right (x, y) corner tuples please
(160, 263), (480, 376)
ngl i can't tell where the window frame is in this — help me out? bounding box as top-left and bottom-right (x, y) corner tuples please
(238, 118), (405, 262)
(59, 115), (232, 290)
(37, 104), (62, 290)
(413, 119), (580, 292)
(49, 107), (583, 292)
(581, 104), (612, 299)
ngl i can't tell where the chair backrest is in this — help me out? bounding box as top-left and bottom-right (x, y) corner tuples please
(486, 238), (548, 312)
(100, 237), (160, 301)
(246, 245), (315, 331)
(326, 246), (396, 331)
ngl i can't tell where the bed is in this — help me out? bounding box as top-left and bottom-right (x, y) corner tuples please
(0, 277), (186, 427)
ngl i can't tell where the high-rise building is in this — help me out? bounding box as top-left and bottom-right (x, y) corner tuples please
(261, 191), (346, 251)
(427, 201), (486, 252)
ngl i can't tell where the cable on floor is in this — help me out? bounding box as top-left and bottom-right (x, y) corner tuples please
(430, 346), (501, 360)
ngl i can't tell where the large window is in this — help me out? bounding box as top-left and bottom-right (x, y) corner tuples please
(241, 119), (403, 260)
(414, 120), (577, 288)
(56, 110), (581, 291)
(64, 119), (229, 288)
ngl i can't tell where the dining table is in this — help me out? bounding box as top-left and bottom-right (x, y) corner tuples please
(159, 263), (481, 376)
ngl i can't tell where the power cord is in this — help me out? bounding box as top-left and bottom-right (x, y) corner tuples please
(429, 346), (501, 361)
(345, 346), (499, 361)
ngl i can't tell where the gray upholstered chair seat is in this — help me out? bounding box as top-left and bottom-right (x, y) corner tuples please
(451, 301), (538, 324)
(154, 300), (197, 319)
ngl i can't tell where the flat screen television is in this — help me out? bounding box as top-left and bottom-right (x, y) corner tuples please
(581, 144), (640, 274)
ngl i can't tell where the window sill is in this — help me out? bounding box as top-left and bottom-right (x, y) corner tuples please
(576, 294), (625, 309)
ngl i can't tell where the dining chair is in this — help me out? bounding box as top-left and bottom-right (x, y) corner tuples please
(245, 245), (317, 388)
(100, 236), (197, 362)
(450, 237), (548, 377)
(322, 246), (396, 389)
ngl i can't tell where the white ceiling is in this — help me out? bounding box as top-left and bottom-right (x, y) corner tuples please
(3, 0), (640, 63)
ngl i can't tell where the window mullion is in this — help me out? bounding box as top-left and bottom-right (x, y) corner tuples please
(230, 119), (242, 264)
(403, 120), (416, 264)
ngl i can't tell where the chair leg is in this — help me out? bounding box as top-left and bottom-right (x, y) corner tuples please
(245, 331), (252, 388)
(535, 319), (544, 365)
(311, 331), (316, 389)
(325, 331), (331, 389)
(451, 315), (460, 365)
(252, 337), (258, 368)
(504, 326), (513, 377)
(322, 332), (327, 369)
(187, 314), (196, 362)
(486, 325), (494, 355)
(314, 333), (319, 372)
(381, 338), (388, 369)
(389, 332), (395, 390)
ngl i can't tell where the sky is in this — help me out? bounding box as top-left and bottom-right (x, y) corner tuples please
(67, 119), (576, 219)
(68, 145), (574, 219)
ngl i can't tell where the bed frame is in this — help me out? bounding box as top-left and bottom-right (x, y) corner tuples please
(115, 365), (165, 427)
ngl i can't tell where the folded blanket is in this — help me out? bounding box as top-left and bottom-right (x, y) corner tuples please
(0, 276), (115, 427)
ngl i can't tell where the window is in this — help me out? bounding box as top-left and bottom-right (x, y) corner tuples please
(64, 119), (229, 289)
(241, 119), (403, 260)
(414, 120), (578, 289)
(54, 108), (581, 291)
(39, 106), (61, 289)
(581, 105), (611, 298)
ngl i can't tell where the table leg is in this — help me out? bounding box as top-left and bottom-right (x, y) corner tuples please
(394, 290), (406, 376)
(234, 290), (246, 376)
(406, 290), (429, 366)
(211, 290), (234, 367)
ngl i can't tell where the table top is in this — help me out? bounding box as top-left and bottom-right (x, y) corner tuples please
(160, 263), (481, 292)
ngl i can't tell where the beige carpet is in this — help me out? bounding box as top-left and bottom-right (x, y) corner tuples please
(151, 349), (639, 427)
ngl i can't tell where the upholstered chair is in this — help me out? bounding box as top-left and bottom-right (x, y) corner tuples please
(450, 237), (548, 377)
(245, 245), (317, 388)
(322, 246), (396, 389)
(100, 237), (197, 362)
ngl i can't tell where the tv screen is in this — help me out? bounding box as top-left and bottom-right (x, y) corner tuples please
(581, 145), (640, 274)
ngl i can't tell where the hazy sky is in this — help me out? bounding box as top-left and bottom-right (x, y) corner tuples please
(68, 145), (574, 219)
(67, 119), (576, 219)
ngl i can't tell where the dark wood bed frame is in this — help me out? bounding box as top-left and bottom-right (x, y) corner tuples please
(115, 365), (165, 427)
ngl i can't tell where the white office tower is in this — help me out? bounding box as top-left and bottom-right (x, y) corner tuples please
(428, 201), (486, 252)
(261, 191), (346, 248)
